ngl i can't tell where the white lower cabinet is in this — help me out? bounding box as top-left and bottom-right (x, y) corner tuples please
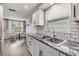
(33, 39), (44, 56)
(33, 41), (39, 56)
(27, 35), (66, 56)
(38, 40), (59, 56)
(30, 39), (35, 56)
(26, 35), (35, 56)
(59, 53), (66, 56)
(34, 39), (59, 56)
(34, 45), (44, 56)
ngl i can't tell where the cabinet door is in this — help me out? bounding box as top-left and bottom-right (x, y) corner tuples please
(32, 9), (44, 26)
(34, 45), (44, 56)
(34, 46), (42, 56)
(43, 45), (59, 56)
(29, 37), (35, 56)
(32, 13), (36, 26)
(38, 46), (51, 56)
(46, 4), (71, 21)
(35, 10), (39, 25)
(39, 9), (44, 25)
(34, 39), (59, 56)
(74, 4), (79, 20)
(35, 9), (44, 25)
(26, 35), (35, 55)
(59, 53), (66, 56)
(32, 10), (39, 25)
(34, 39), (44, 56)
(33, 39), (39, 56)
(38, 40), (59, 56)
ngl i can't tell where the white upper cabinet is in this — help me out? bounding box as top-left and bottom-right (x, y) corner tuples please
(32, 9), (44, 26)
(67, 3), (79, 21)
(46, 3), (71, 21)
(72, 3), (79, 21)
(76, 4), (79, 20)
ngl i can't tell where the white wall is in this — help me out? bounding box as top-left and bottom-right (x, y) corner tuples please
(4, 17), (27, 21)
(0, 4), (4, 55)
(4, 7), (28, 21)
(4, 7), (27, 21)
(0, 5), (3, 37)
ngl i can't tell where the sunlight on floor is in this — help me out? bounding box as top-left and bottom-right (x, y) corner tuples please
(4, 39), (31, 56)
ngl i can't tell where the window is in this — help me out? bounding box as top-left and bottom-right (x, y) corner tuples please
(48, 16), (70, 33)
(9, 20), (24, 34)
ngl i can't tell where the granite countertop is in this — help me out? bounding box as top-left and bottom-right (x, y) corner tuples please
(71, 47), (79, 51)
(27, 33), (77, 56)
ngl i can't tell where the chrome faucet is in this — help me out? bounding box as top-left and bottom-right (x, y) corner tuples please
(52, 27), (56, 38)
(44, 27), (56, 39)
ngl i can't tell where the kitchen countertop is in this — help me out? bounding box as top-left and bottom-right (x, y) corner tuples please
(27, 33), (78, 56)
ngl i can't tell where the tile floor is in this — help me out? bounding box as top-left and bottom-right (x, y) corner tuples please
(4, 38), (31, 56)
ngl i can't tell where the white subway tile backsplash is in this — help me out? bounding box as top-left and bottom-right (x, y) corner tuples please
(76, 38), (79, 43)
(69, 37), (76, 42)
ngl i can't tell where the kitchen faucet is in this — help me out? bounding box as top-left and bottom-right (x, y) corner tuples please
(52, 27), (56, 38)
(44, 27), (56, 39)
(18, 33), (21, 40)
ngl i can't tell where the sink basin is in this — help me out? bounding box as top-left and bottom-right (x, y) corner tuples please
(41, 35), (51, 39)
(46, 38), (63, 44)
(40, 35), (63, 44)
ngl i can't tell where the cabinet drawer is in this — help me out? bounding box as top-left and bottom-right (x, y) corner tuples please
(35, 39), (59, 56)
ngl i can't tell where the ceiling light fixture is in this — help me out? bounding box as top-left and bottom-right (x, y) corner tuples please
(24, 5), (28, 9)
(50, 3), (54, 5)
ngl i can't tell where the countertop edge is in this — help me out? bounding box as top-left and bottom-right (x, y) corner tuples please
(27, 33), (72, 56)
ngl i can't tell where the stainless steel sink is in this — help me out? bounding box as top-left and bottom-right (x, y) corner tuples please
(40, 35), (63, 44)
(35, 33), (79, 55)
(36, 34), (78, 49)
(46, 38), (63, 44)
(41, 35), (51, 39)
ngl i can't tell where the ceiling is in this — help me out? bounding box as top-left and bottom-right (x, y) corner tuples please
(3, 3), (40, 20)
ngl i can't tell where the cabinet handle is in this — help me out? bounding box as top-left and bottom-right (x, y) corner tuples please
(39, 50), (43, 56)
(74, 5), (76, 17)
